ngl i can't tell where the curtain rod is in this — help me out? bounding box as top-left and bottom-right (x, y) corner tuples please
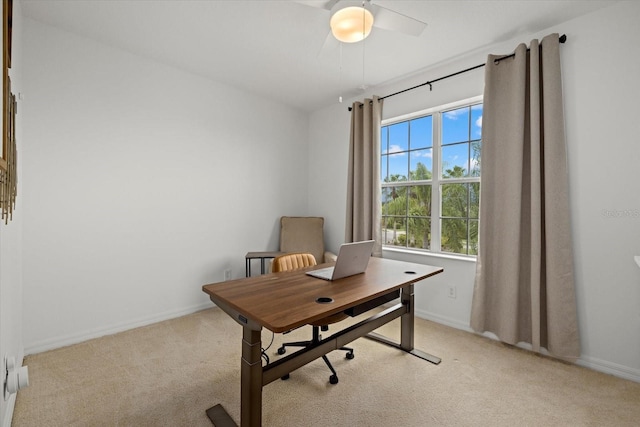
(348, 34), (566, 111)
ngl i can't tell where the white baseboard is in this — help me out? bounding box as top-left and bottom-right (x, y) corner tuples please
(414, 309), (640, 384)
(2, 394), (16, 427)
(576, 355), (640, 383)
(24, 301), (213, 355)
(415, 308), (473, 332)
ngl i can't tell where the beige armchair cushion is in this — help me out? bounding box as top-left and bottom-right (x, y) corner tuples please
(280, 216), (335, 264)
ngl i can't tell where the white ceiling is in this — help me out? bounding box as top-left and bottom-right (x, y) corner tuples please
(21, 0), (616, 112)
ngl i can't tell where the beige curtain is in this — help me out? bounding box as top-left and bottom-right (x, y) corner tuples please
(345, 96), (383, 257)
(470, 34), (580, 360)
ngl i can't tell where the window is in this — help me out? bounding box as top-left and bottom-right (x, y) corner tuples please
(381, 97), (482, 256)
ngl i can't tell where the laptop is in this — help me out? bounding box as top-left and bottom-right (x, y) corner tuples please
(305, 240), (375, 281)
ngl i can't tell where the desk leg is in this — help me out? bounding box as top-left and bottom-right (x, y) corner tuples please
(241, 327), (263, 427)
(206, 327), (262, 427)
(366, 284), (441, 365)
(401, 284), (441, 364)
(400, 283), (415, 351)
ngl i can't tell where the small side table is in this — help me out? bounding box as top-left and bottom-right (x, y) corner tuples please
(245, 251), (284, 277)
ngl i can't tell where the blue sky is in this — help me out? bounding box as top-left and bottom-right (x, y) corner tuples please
(382, 104), (482, 181)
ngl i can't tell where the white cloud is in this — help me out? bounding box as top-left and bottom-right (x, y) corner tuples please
(473, 115), (483, 137)
(444, 109), (466, 120)
(384, 144), (406, 156)
(414, 150), (432, 158)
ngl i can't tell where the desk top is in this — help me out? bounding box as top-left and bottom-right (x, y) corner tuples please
(202, 257), (443, 333)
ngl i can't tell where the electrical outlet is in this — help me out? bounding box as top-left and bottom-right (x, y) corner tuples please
(224, 269), (232, 281)
(447, 285), (457, 299)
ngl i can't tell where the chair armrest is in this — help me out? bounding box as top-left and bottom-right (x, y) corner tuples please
(324, 251), (337, 263)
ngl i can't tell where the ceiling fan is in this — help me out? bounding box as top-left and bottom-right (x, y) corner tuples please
(299, 0), (427, 51)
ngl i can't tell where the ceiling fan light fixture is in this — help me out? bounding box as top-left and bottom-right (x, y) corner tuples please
(330, 6), (374, 43)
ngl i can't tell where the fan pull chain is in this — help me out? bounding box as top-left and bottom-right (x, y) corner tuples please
(361, 1), (366, 90)
(339, 42), (343, 103)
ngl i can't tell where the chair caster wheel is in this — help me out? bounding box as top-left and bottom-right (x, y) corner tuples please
(277, 347), (286, 355)
(346, 352), (354, 360)
(329, 375), (338, 385)
(281, 374), (290, 380)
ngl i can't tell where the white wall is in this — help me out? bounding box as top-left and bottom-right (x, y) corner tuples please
(0, 0), (24, 424)
(562, 1), (640, 378)
(20, 18), (310, 353)
(309, 1), (640, 381)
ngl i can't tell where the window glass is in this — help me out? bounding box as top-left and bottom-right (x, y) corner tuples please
(388, 121), (409, 152)
(410, 116), (432, 150)
(442, 106), (470, 145)
(441, 143), (470, 177)
(409, 150), (432, 181)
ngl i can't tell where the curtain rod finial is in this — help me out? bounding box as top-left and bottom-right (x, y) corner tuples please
(559, 34), (567, 43)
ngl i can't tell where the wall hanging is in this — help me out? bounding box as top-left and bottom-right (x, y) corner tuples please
(1, 0), (16, 224)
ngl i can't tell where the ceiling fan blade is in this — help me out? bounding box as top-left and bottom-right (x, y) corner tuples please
(370, 3), (427, 37)
(325, 0), (340, 10)
(318, 30), (339, 56)
(294, 0), (339, 10)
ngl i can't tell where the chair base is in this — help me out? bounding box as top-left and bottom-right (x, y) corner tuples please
(277, 326), (354, 384)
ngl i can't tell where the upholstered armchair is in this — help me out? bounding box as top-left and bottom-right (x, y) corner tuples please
(278, 216), (337, 265)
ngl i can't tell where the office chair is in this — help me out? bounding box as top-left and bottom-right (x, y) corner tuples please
(271, 252), (354, 385)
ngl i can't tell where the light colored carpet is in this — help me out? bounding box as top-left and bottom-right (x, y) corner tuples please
(12, 307), (640, 426)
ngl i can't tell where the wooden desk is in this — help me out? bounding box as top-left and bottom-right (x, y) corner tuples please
(202, 257), (443, 427)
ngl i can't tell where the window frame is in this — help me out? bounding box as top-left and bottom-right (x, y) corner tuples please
(381, 95), (483, 257)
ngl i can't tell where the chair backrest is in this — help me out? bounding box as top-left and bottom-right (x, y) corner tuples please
(272, 253), (317, 273)
(279, 216), (325, 264)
